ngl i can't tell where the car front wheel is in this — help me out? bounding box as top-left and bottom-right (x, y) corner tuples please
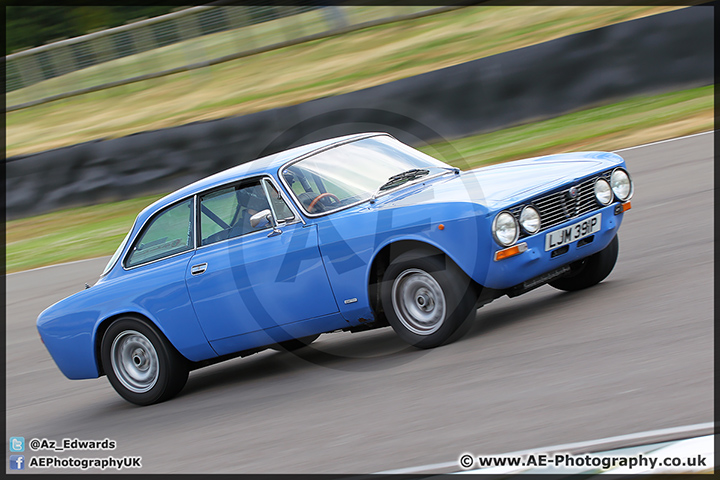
(549, 235), (619, 292)
(100, 317), (188, 406)
(381, 252), (477, 349)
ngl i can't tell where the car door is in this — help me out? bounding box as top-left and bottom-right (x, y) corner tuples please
(185, 176), (341, 355)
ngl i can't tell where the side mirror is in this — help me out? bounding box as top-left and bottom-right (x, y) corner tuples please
(250, 209), (272, 228)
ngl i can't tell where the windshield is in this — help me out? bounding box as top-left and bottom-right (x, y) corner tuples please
(281, 135), (450, 215)
(101, 229), (132, 276)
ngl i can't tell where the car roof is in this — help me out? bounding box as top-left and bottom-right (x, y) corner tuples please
(137, 132), (386, 222)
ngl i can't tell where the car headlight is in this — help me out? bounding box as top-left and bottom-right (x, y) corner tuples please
(594, 178), (613, 206)
(610, 168), (633, 201)
(492, 211), (519, 247)
(519, 206), (541, 234)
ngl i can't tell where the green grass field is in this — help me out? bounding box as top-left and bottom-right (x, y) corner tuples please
(6, 5), (684, 158)
(6, 84), (713, 274)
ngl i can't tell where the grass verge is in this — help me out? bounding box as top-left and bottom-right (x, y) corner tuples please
(5, 84), (713, 274)
(420, 85), (714, 169)
(6, 5), (686, 158)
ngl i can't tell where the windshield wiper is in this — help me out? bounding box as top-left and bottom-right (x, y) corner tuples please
(379, 169), (430, 191)
(369, 169), (430, 204)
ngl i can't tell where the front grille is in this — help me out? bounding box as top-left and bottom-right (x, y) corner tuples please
(509, 170), (612, 238)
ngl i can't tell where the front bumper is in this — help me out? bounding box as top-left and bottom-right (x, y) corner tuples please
(481, 203), (625, 290)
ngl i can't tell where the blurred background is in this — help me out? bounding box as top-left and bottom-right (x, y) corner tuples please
(6, 4), (444, 112)
(5, 3), (713, 273)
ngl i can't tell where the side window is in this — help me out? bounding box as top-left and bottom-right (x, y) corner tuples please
(200, 181), (271, 246)
(263, 179), (295, 223)
(126, 199), (193, 268)
(199, 187), (238, 244)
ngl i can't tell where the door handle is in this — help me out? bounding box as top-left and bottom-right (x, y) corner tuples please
(191, 263), (208, 275)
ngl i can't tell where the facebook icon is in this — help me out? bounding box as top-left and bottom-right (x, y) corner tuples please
(10, 455), (25, 470)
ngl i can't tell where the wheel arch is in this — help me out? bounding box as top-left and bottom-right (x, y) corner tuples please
(93, 311), (184, 376)
(367, 239), (481, 322)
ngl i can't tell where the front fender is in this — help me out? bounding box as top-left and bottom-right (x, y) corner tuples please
(316, 200), (493, 324)
(366, 211), (494, 289)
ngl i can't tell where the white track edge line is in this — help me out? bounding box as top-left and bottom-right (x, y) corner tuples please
(7, 130), (714, 277)
(6, 256), (110, 276)
(612, 130), (713, 152)
(375, 422), (715, 474)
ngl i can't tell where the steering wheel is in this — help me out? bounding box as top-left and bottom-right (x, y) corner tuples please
(308, 192), (340, 212)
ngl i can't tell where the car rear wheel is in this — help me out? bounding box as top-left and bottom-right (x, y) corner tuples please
(549, 235), (619, 291)
(381, 252), (477, 348)
(101, 317), (188, 406)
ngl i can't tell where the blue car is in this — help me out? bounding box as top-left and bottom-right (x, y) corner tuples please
(37, 132), (633, 405)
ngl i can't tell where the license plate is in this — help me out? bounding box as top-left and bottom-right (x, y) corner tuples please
(544, 213), (602, 251)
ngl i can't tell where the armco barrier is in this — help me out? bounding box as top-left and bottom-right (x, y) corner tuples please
(6, 6), (713, 219)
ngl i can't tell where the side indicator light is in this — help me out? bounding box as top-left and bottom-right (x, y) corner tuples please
(614, 201), (632, 215)
(438, 224), (445, 230)
(494, 242), (528, 261)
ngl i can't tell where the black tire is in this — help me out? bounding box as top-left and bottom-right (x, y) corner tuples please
(270, 334), (320, 352)
(100, 317), (189, 406)
(549, 235), (619, 292)
(381, 251), (477, 349)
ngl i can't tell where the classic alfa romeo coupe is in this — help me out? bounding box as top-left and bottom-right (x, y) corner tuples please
(37, 133), (633, 405)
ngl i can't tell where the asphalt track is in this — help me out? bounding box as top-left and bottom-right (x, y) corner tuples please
(5, 132), (713, 474)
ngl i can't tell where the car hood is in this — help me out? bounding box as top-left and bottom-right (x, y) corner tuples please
(376, 151), (624, 213)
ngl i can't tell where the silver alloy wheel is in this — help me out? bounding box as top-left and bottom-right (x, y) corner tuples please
(391, 268), (447, 336)
(110, 330), (159, 393)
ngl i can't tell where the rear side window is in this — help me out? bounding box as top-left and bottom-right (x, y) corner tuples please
(125, 199), (194, 268)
